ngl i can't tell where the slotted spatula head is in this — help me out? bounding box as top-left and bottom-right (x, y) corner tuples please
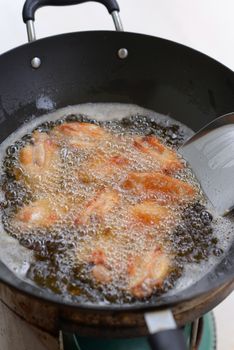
(179, 113), (234, 216)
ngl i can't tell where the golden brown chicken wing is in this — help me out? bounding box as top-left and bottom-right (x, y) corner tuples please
(127, 247), (171, 298)
(52, 122), (110, 149)
(19, 131), (58, 171)
(76, 234), (117, 285)
(77, 153), (130, 184)
(133, 135), (184, 173)
(75, 188), (120, 225)
(129, 200), (176, 226)
(122, 172), (196, 203)
(12, 198), (66, 230)
(92, 264), (112, 283)
(17, 131), (60, 194)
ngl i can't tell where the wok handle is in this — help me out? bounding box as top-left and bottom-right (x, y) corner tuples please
(145, 310), (188, 350)
(148, 329), (188, 350)
(23, 0), (120, 21)
(22, 0), (123, 42)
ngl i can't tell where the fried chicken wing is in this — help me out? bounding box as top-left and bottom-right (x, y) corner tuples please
(52, 122), (110, 149)
(123, 172), (196, 203)
(75, 188), (120, 225)
(17, 131), (60, 193)
(133, 135), (183, 173)
(128, 248), (171, 298)
(77, 154), (130, 184)
(92, 264), (112, 283)
(76, 234), (117, 285)
(89, 246), (114, 283)
(130, 200), (176, 226)
(12, 198), (64, 230)
(19, 131), (58, 171)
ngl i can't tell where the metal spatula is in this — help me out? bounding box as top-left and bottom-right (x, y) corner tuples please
(179, 112), (234, 216)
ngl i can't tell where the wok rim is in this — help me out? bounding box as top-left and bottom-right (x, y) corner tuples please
(0, 258), (233, 312)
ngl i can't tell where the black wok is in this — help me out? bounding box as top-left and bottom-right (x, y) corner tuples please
(0, 0), (233, 349)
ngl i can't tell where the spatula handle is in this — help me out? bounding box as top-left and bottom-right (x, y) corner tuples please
(148, 328), (188, 350)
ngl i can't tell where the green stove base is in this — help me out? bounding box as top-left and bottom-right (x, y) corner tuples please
(63, 313), (216, 350)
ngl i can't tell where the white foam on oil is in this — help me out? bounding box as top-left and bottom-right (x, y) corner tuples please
(169, 199), (234, 294)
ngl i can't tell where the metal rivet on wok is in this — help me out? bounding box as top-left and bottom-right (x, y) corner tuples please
(31, 57), (41, 69)
(118, 48), (128, 59)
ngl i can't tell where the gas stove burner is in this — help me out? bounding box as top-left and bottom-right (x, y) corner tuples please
(61, 313), (216, 350)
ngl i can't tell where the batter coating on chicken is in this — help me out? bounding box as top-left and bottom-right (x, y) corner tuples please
(16, 131), (61, 195)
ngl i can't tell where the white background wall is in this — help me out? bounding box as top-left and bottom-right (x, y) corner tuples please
(0, 1), (233, 349)
(1, 0), (234, 73)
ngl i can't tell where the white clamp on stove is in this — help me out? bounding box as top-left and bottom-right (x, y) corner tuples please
(22, 0), (128, 69)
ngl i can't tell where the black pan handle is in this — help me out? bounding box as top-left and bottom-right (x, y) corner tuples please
(23, 0), (120, 22)
(148, 329), (188, 350)
(22, 0), (123, 43)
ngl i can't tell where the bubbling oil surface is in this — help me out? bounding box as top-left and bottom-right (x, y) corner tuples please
(0, 103), (233, 304)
